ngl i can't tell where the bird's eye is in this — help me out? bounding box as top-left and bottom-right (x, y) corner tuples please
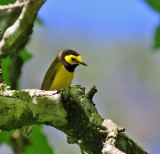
(71, 58), (76, 61)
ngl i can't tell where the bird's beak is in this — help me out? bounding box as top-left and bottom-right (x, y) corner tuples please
(79, 62), (87, 66)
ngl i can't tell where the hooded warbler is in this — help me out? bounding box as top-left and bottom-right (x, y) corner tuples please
(41, 49), (87, 90)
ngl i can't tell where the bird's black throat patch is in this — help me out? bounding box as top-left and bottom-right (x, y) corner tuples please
(64, 64), (78, 72)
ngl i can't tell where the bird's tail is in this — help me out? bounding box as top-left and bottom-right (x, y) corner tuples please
(24, 125), (34, 137)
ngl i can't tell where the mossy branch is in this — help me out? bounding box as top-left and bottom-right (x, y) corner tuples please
(0, 85), (147, 154)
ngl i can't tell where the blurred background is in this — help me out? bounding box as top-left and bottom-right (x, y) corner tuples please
(1, 0), (160, 153)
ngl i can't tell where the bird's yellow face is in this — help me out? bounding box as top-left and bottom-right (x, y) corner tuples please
(64, 55), (82, 65)
(64, 54), (87, 66)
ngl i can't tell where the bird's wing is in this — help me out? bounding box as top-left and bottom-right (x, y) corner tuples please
(41, 56), (60, 90)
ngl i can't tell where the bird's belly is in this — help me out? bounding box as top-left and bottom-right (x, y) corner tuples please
(49, 65), (74, 90)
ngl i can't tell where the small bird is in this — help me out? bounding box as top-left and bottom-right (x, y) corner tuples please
(41, 49), (87, 90)
(24, 49), (87, 136)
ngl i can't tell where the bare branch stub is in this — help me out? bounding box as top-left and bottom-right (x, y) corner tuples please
(86, 86), (97, 99)
(100, 119), (126, 154)
(78, 140), (86, 154)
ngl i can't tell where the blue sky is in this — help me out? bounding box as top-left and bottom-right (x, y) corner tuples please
(38, 0), (159, 42)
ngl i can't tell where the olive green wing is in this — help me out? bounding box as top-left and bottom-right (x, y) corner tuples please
(41, 56), (60, 90)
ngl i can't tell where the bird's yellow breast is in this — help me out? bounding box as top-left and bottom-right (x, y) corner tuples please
(48, 64), (74, 90)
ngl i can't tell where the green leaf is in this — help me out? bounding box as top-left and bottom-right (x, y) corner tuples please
(2, 48), (32, 90)
(0, 0), (16, 5)
(0, 130), (14, 147)
(154, 25), (160, 49)
(25, 125), (53, 154)
(2, 56), (11, 86)
(9, 52), (23, 90)
(146, 0), (160, 12)
(19, 48), (32, 62)
(35, 17), (43, 25)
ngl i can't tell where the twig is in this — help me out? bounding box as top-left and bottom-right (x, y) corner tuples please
(11, 130), (30, 154)
(0, 0), (29, 10)
(78, 140), (86, 154)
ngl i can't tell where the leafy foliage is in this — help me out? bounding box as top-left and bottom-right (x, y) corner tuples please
(19, 48), (32, 62)
(0, 130), (14, 146)
(2, 56), (11, 86)
(35, 17), (43, 25)
(145, 0), (160, 50)
(0, 0), (16, 5)
(146, 0), (160, 12)
(154, 25), (160, 49)
(2, 48), (32, 89)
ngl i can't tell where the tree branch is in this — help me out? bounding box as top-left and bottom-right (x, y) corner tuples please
(0, 85), (148, 154)
(0, 0), (46, 56)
